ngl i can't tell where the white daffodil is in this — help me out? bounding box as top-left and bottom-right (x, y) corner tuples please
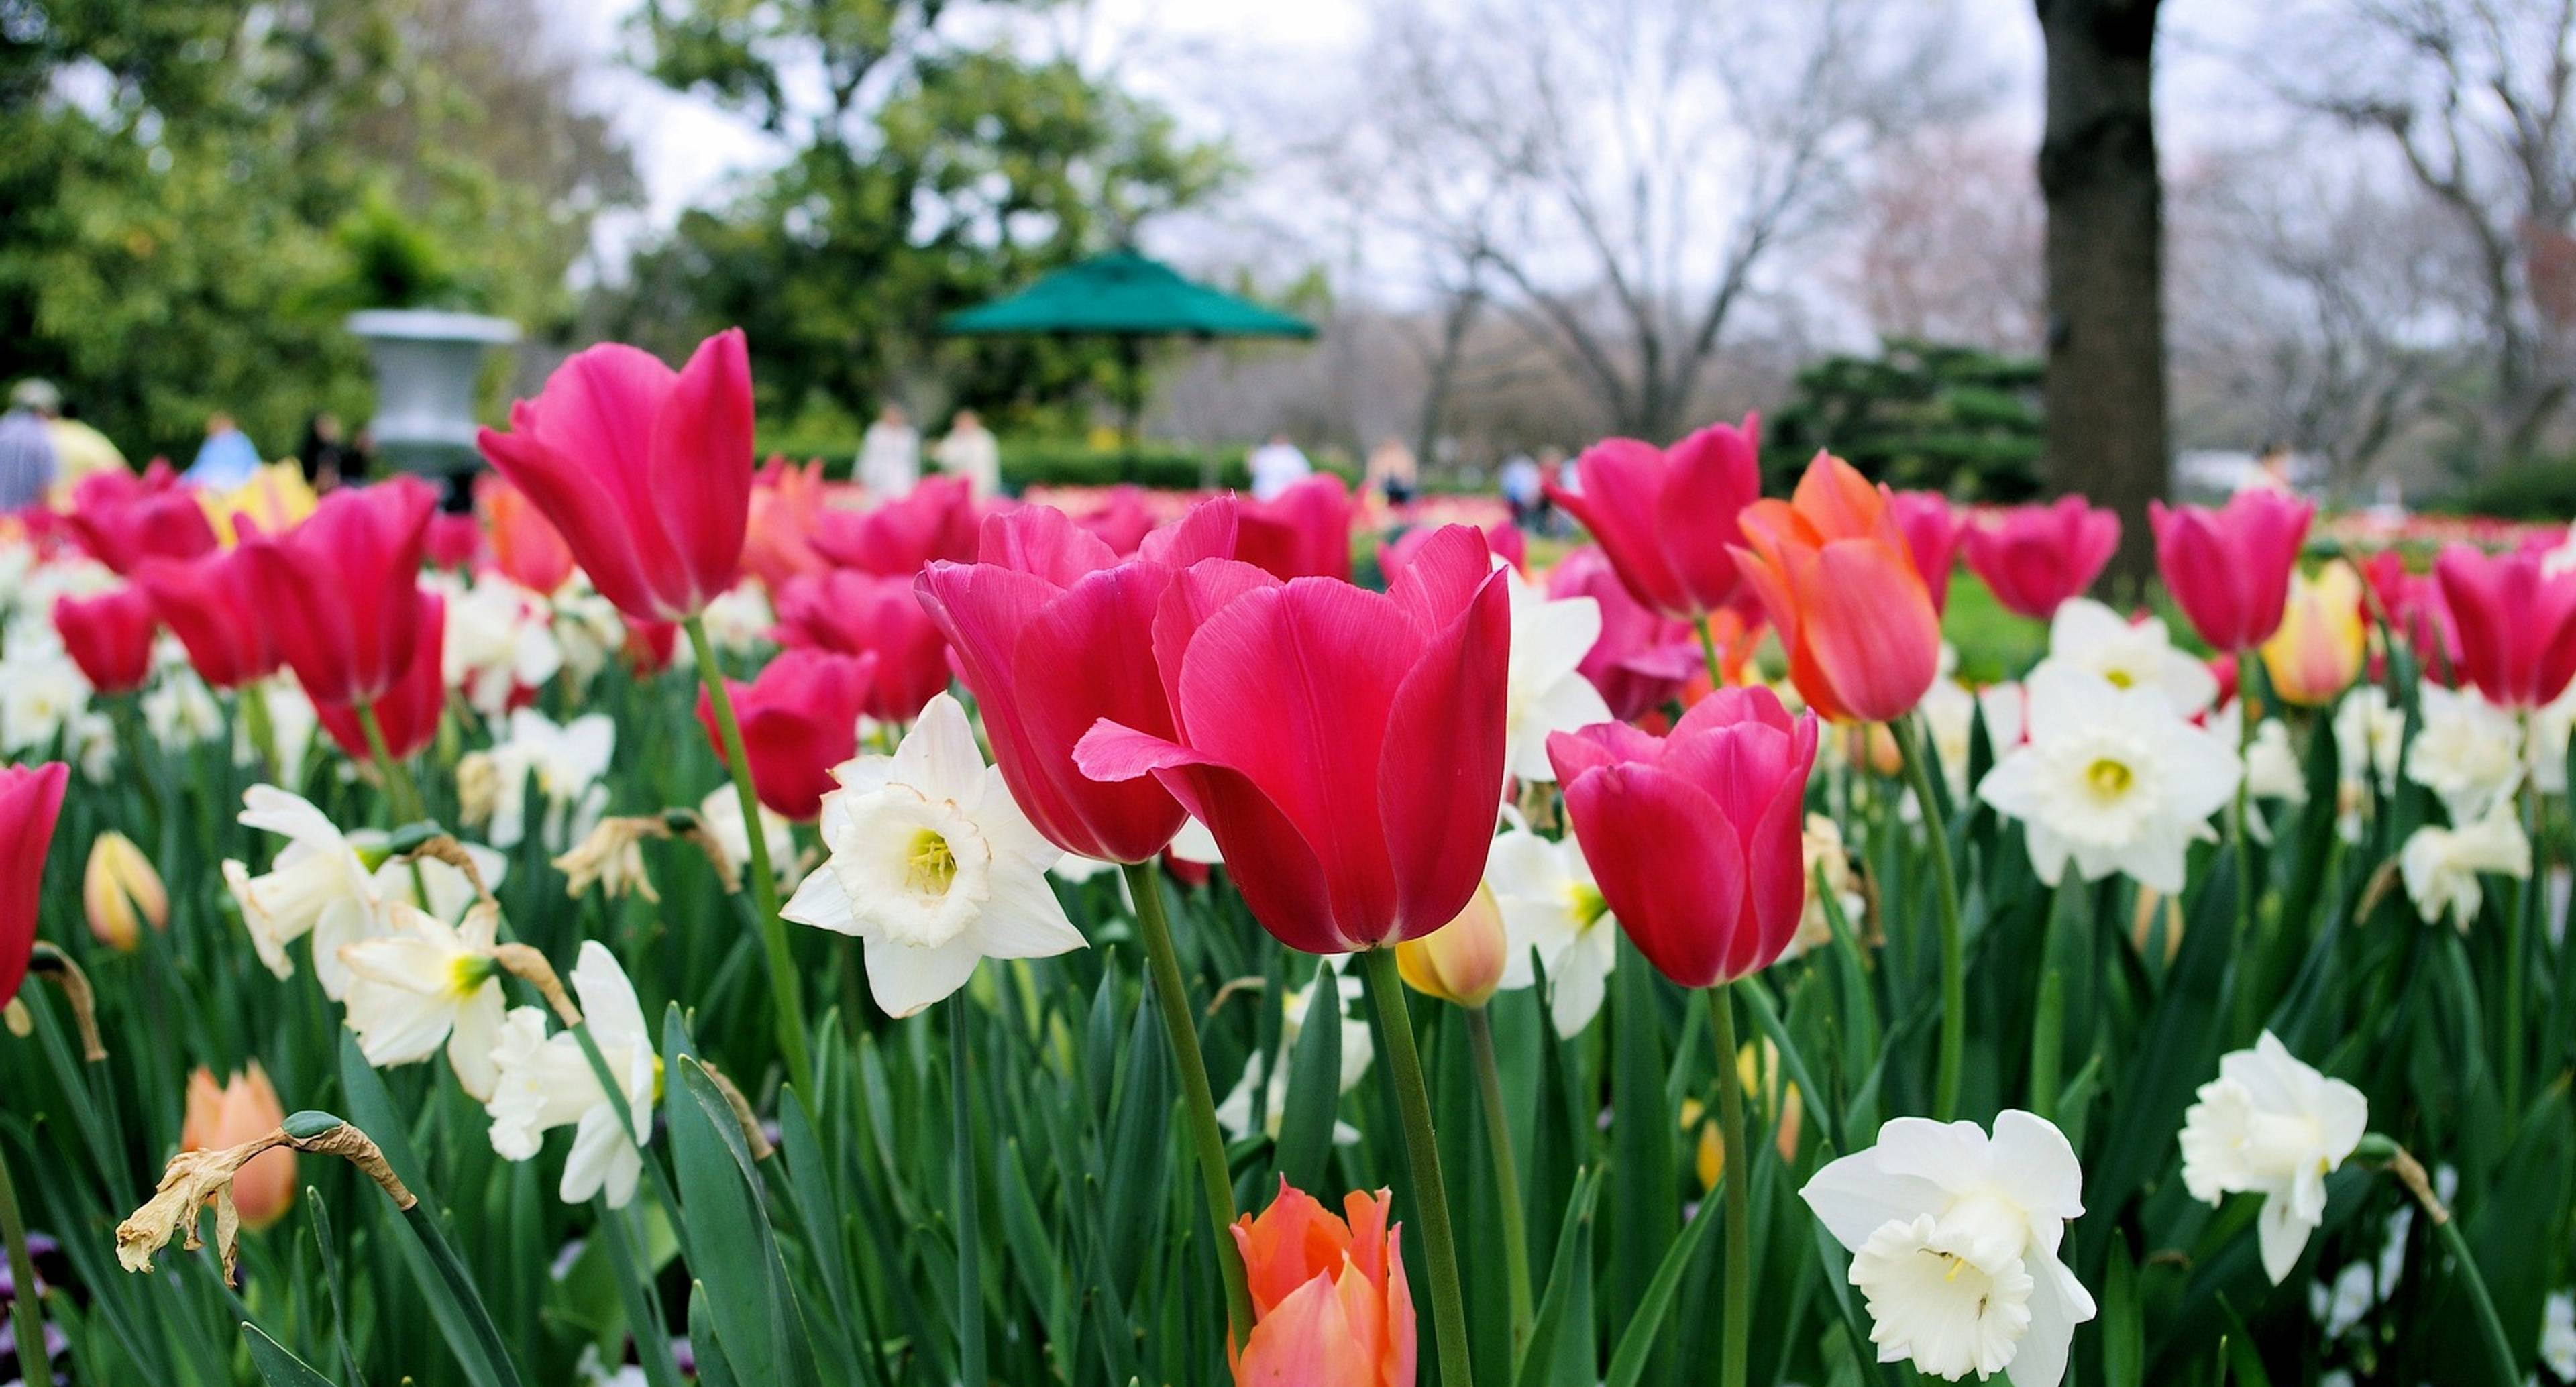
(341, 901), (508, 1100)
(1500, 567), (1612, 784)
(782, 692), (1087, 1017)
(1976, 665), (2241, 894)
(1215, 964), (1373, 1143)
(233, 675), (320, 777)
(1801, 1111), (2095, 1386)
(698, 581), (775, 657)
(472, 710), (615, 851)
(2208, 701), (2308, 845)
(2398, 811), (2531, 931)
(698, 784), (800, 890)
(223, 785), (384, 993)
(442, 571), (565, 720)
(0, 645), (90, 753)
(1788, 813), (1864, 962)
(486, 941), (656, 1208)
(2310, 1260), (2377, 1340)
(67, 708), (116, 782)
(2407, 683), (2524, 824)
(2530, 682), (2576, 795)
(2332, 686), (2404, 842)
(2035, 598), (2218, 716)
(1919, 675), (1980, 801)
(142, 671), (224, 748)
(2542, 1289), (2575, 1380)
(1978, 681), (2028, 754)
(547, 579), (629, 687)
(1485, 828), (1618, 1038)
(2178, 1032), (2369, 1285)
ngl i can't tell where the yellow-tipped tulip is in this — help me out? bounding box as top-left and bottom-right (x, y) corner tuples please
(1395, 883), (1508, 1009)
(83, 830), (166, 952)
(2260, 560), (2365, 706)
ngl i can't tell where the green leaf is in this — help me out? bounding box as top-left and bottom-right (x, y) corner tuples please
(1608, 935), (1679, 1346)
(1601, 1164), (1723, 1387)
(241, 1322), (338, 1387)
(1515, 1168), (1601, 1387)
(2101, 1231), (2143, 1387)
(1271, 954), (1342, 1196)
(661, 1008), (822, 1387)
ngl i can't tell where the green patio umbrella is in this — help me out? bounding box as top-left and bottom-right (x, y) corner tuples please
(940, 249), (1316, 447)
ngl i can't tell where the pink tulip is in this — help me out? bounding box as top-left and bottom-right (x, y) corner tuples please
(1379, 521), (1525, 584)
(52, 586), (158, 694)
(1238, 474), (1356, 581)
(1888, 491), (1966, 614)
(2149, 492), (2314, 651)
(916, 500), (1238, 863)
(313, 592), (446, 761)
(424, 513), (482, 571)
(136, 547), (278, 689)
(63, 476), (218, 577)
(241, 477), (439, 706)
(476, 329), (755, 622)
(2361, 550), (2462, 679)
(772, 569), (953, 722)
(1075, 525), (1509, 952)
(0, 762), (68, 1006)
(1547, 686), (1817, 987)
(1073, 484), (1158, 557)
(1545, 416), (1762, 621)
(697, 648), (877, 820)
(2433, 544), (2576, 709)
(1962, 496), (2121, 620)
(1546, 546), (1701, 721)
(810, 474), (980, 577)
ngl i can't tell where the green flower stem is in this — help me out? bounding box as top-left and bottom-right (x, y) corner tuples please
(2361, 1135), (2518, 1387)
(950, 999), (985, 1386)
(1696, 614), (1725, 688)
(2504, 767), (2536, 1117)
(1358, 945), (1474, 1387)
(239, 679), (282, 783)
(1706, 983), (1752, 1387)
(1119, 861), (1255, 1345)
(684, 615), (814, 1090)
(354, 700), (426, 825)
(0, 1148), (47, 1386)
(1895, 712), (1967, 1121)
(1464, 1005), (1533, 1367)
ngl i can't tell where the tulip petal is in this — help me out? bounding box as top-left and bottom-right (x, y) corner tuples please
(1561, 763), (1746, 987)
(1010, 565), (1193, 861)
(1378, 568), (1511, 942)
(979, 506), (1118, 586)
(1138, 495), (1239, 567)
(650, 327), (753, 605)
(1795, 538), (1940, 723)
(1151, 559), (1282, 730)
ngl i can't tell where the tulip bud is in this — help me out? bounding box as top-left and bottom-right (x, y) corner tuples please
(1395, 883), (1508, 1008)
(2259, 560), (2365, 707)
(83, 831), (167, 952)
(182, 1064), (294, 1230)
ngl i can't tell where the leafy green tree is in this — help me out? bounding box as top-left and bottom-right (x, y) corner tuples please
(0, 0), (636, 463)
(1762, 339), (2045, 500)
(612, 0), (1231, 433)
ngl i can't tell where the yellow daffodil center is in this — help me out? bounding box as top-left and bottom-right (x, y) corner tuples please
(447, 954), (500, 998)
(1566, 881), (1610, 930)
(2104, 667), (2135, 689)
(2086, 757), (2133, 800)
(906, 829), (959, 895)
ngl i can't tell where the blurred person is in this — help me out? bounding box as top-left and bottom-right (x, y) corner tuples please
(37, 394), (125, 504)
(0, 380), (62, 509)
(1499, 449), (1542, 527)
(299, 412), (364, 490)
(1365, 435), (1419, 506)
(2240, 440), (2294, 496)
(857, 403), (922, 500)
(1248, 431), (1313, 501)
(932, 408), (1002, 501)
(184, 412), (260, 491)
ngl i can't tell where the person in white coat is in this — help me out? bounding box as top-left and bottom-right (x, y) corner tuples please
(932, 409), (1002, 500)
(857, 404), (922, 500)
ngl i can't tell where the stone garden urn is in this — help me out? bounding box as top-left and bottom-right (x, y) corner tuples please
(345, 309), (519, 483)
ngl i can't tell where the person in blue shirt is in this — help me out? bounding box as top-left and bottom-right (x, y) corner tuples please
(184, 412), (260, 490)
(0, 380), (63, 510)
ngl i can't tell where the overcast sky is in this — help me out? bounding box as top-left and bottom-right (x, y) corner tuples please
(554, 0), (2273, 288)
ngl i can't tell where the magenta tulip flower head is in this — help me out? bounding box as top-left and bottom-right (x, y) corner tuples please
(1546, 415), (1762, 622)
(241, 476), (439, 706)
(2433, 543), (2576, 709)
(1073, 524), (1510, 952)
(916, 498), (1240, 864)
(1888, 490), (1966, 614)
(53, 586), (159, 695)
(476, 328), (755, 623)
(1237, 474), (1356, 581)
(0, 761), (69, 1007)
(1546, 687), (1817, 987)
(2149, 492), (2314, 651)
(1963, 496), (2121, 621)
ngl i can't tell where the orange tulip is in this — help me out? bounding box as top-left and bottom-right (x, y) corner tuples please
(182, 1064), (295, 1229)
(1230, 1180), (1416, 1387)
(1730, 453), (1941, 723)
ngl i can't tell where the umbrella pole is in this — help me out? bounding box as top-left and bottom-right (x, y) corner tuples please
(1116, 335), (1144, 461)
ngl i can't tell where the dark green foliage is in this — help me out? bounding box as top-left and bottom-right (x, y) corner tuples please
(1762, 339), (2045, 499)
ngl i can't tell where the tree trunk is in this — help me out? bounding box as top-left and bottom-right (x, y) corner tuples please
(2036, 0), (2165, 593)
